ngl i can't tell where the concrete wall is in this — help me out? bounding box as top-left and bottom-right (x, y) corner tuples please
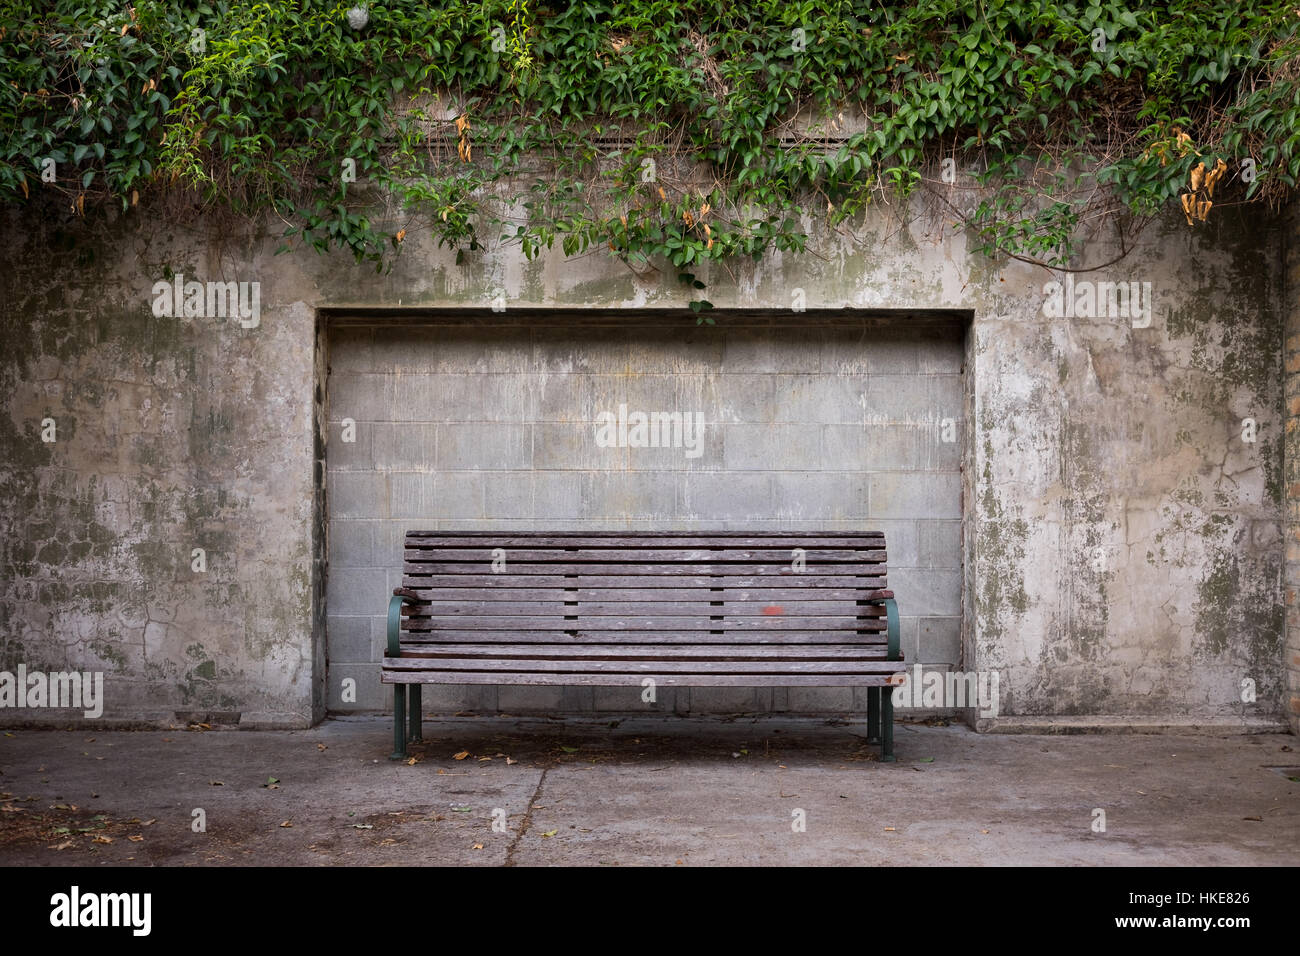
(1286, 201), (1300, 735)
(324, 317), (964, 713)
(0, 193), (1288, 729)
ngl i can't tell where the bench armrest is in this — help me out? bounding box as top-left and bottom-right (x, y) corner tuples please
(387, 592), (418, 657)
(865, 595), (902, 662)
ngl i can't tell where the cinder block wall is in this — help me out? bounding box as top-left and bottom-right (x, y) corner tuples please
(324, 317), (964, 714)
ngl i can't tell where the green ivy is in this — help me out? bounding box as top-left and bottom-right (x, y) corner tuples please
(2, 0), (1298, 282)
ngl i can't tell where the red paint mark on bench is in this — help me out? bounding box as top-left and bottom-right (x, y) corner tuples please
(762, 605), (785, 616)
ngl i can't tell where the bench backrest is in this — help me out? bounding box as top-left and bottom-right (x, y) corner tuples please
(395, 532), (889, 645)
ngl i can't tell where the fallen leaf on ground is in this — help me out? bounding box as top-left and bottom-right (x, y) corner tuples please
(317, 744), (327, 751)
(210, 781), (223, 786)
(406, 757), (418, 766)
(472, 842), (484, 850)
(916, 757), (935, 763)
(452, 750), (470, 760)
(560, 746), (580, 753)
(352, 824), (373, 829)
(884, 827), (896, 832)
(541, 829), (558, 838)
(128, 835), (144, 842)
(450, 805), (471, 813)
(1243, 816), (1262, 822)
(506, 757), (517, 765)
(279, 821), (293, 828)
(92, 835), (112, 844)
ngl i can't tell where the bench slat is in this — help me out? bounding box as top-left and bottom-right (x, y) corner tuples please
(403, 601), (882, 616)
(381, 672), (901, 687)
(393, 629), (885, 643)
(403, 563), (886, 577)
(403, 533), (884, 546)
(400, 616), (879, 630)
(397, 587), (885, 601)
(404, 548), (885, 563)
(394, 643), (889, 658)
(398, 575), (887, 590)
(383, 657), (904, 673)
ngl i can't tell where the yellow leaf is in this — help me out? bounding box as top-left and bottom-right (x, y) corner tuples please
(472, 842), (484, 850)
(395, 229), (406, 243)
(93, 835), (113, 844)
(541, 829), (558, 837)
(279, 821), (293, 828)
(453, 750), (470, 760)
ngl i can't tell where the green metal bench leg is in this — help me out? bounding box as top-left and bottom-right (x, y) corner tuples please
(386, 592), (418, 760)
(390, 685), (408, 760)
(867, 685), (880, 742)
(881, 694), (895, 762)
(408, 684), (422, 743)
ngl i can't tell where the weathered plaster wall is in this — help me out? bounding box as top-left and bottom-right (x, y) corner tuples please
(1285, 200), (1300, 735)
(0, 192), (1287, 728)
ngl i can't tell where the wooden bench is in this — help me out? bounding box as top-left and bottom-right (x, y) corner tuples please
(382, 532), (904, 761)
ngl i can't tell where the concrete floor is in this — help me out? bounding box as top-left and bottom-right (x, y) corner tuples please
(1, 716), (1297, 866)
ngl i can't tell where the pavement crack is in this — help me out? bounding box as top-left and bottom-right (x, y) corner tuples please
(504, 767), (548, 867)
